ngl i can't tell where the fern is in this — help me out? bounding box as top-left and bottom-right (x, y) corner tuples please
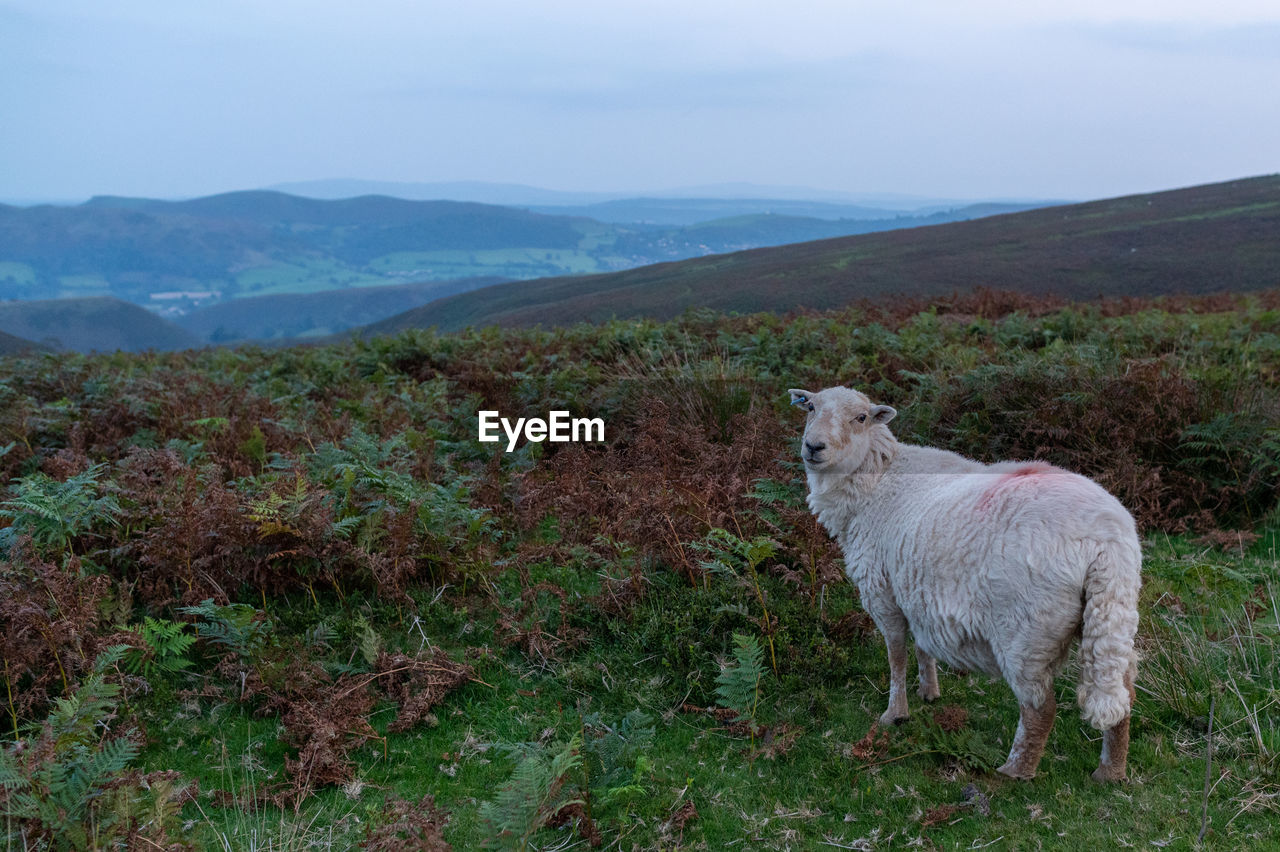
(693, 529), (780, 673)
(0, 463), (120, 558)
(304, 620), (338, 650)
(0, 645), (156, 848)
(691, 528), (778, 577)
(354, 614), (383, 668)
(178, 599), (271, 660)
(581, 710), (655, 807)
(479, 735), (583, 850)
(124, 617), (196, 677)
(716, 633), (765, 727)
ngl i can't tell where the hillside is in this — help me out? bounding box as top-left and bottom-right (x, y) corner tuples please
(0, 327), (42, 355)
(369, 174), (1280, 333)
(0, 297), (201, 353)
(522, 197), (1029, 225)
(1, 293), (1276, 848)
(177, 276), (506, 343)
(0, 191), (1042, 316)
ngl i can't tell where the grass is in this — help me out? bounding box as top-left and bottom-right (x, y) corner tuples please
(233, 258), (388, 297)
(122, 527), (1280, 850)
(367, 248), (607, 279)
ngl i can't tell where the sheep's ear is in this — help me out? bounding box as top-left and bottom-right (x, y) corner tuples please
(788, 388), (814, 407)
(870, 404), (897, 424)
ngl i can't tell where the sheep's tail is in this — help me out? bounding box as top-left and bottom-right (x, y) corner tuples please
(1077, 537), (1141, 730)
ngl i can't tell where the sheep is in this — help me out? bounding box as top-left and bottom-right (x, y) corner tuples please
(789, 385), (1140, 781)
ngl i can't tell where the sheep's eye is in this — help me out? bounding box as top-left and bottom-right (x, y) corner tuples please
(807, 403), (815, 412)
(856, 413), (867, 423)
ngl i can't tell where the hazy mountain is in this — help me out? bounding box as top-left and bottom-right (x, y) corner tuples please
(0, 191), (1043, 316)
(0, 297), (201, 353)
(265, 179), (627, 206)
(264, 178), (1023, 210)
(362, 175), (1280, 334)
(522, 198), (1002, 225)
(0, 327), (43, 355)
(177, 277), (505, 343)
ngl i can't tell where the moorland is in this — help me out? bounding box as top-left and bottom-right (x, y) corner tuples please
(1, 287), (1277, 849)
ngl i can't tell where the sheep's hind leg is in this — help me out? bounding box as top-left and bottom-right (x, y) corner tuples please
(917, 650), (940, 702)
(997, 700), (1056, 780)
(1092, 665), (1135, 782)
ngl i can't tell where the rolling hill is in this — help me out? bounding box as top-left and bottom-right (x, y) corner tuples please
(176, 276), (507, 343)
(0, 297), (201, 353)
(0, 191), (1043, 317)
(363, 175), (1280, 334)
(0, 327), (42, 355)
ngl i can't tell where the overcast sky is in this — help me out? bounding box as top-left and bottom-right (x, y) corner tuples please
(2, 0), (1278, 203)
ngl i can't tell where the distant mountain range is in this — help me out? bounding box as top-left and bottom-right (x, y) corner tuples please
(0, 190), (1040, 342)
(265, 178), (1009, 210)
(2, 175), (1273, 353)
(363, 174), (1280, 334)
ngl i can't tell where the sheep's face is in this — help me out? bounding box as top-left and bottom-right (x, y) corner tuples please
(788, 386), (896, 473)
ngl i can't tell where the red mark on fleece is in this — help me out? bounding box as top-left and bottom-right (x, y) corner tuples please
(975, 463), (1057, 514)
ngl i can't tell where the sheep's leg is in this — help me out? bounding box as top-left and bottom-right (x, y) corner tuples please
(1092, 665), (1135, 782)
(877, 621), (911, 725)
(996, 700), (1056, 780)
(917, 650), (940, 702)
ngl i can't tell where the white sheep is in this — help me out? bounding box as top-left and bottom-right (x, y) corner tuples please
(789, 385), (1140, 781)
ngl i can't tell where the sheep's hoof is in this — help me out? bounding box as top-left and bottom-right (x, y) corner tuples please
(1091, 765), (1126, 783)
(878, 708), (909, 726)
(996, 761), (1036, 781)
(918, 685), (941, 702)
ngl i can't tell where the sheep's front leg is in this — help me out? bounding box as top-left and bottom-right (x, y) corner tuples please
(997, 700), (1056, 780)
(878, 621), (911, 725)
(917, 650), (940, 702)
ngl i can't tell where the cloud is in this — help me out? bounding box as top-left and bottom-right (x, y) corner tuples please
(1063, 20), (1280, 57)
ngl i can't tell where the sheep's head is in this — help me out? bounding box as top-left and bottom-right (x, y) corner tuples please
(788, 386), (897, 473)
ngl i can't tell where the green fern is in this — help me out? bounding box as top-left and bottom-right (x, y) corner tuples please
(691, 528), (778, 577)
(0, 645), (153, 849)
(581, 709), (655, 807)
(715, 632), (765, 727)
(124, 617), (196, 677)
(478, 735), (583, 850)
(0, 463), (120, 557)
(178, 599), (271, 661)
(354, 614), (383, 668)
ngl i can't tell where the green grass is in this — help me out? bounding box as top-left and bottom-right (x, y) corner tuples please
(127, 529), (1280, 849)
(233, 258), (388, 296)
(367, 248), (606, 280)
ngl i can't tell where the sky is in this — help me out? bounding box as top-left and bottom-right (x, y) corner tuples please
(2, 0), (1279, 204)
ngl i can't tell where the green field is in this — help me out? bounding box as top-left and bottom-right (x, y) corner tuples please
(367, 247), (606, 280)
(1, 290), (1277, 848)
(234, 257), (390, 296)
